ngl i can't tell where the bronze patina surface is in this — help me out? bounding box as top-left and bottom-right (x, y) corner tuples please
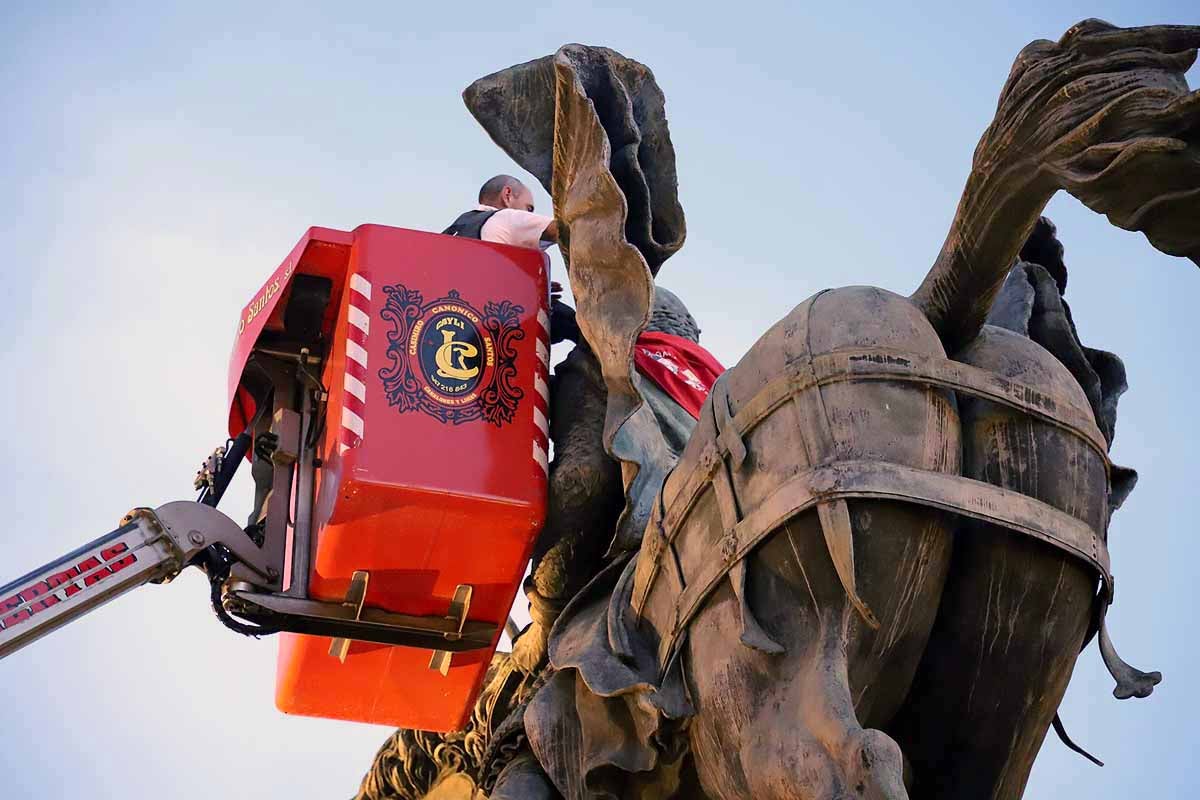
(357, 19), (1197, 800)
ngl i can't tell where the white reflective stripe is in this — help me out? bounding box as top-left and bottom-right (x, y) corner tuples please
(342, 407), (364, 437)
(339, 441), (350, 455)
(350, 273), (372, 300)
(535, 373), (550, 404)
(536, 338), (549, 368)
(348, 305), (370, 334)
(534, 406), (549, 437)
(537, 308), (550, 333)
(346, 339), (369, 368)
(533, 441), (549, 474)
(344, 373), (367, 402)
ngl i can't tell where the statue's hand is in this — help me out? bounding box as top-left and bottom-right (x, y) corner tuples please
(985, 19), (1200, 259)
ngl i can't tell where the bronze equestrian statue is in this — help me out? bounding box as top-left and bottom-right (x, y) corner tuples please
(357, 19), (1200, 800)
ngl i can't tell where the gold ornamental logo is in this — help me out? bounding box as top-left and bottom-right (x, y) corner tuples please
(379, 287), (524, 426)
(410, 303), (494, 406)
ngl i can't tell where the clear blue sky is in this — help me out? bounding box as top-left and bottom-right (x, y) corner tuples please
(2, 2), (1197, 797)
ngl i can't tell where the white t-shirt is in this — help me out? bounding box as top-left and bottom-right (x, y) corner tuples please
(475, 204), (554, 251)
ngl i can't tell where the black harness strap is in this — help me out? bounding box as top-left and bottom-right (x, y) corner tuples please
(442, 209), (499, 239)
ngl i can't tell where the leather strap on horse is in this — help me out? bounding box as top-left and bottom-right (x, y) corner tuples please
(723, 346), (1110, 471)
(641, 346), (1114, 582)
(630, 338), (1159, 700)
(647, 459), (1111, 671)
(710, 380), (787, 653)
(786, 293), (881, 630)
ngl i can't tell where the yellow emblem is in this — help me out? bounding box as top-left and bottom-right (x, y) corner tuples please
(434, 329), (480, 381)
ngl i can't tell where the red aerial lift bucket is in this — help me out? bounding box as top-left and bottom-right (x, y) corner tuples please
(228, 224), (549, 730)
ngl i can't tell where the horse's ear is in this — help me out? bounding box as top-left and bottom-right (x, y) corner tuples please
(463, 45), (686, 273)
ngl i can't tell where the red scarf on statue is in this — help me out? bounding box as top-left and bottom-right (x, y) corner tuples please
(633, 331), (726, 419)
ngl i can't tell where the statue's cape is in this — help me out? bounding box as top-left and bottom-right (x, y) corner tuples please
(464, 45), (687, 552)
(524, 554), (693, 800)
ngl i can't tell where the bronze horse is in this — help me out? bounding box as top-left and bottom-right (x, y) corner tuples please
(359, 19), (1199, 800)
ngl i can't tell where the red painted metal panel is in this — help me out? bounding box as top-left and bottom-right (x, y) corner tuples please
(226, 226), (355, 438)
(270, 224), (549, 730)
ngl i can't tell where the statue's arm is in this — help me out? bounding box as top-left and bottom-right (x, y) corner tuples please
(912, 19), (1200, 353)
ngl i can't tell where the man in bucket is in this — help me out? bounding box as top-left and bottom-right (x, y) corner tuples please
(444, 175), (579, 344)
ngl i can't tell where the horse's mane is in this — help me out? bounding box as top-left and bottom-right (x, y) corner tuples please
(354, 727), (471, 800)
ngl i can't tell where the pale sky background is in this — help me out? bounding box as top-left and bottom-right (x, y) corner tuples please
(2, 2), (1198, 798)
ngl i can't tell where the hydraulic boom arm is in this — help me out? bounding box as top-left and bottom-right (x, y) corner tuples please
(0, 502), (258, 659)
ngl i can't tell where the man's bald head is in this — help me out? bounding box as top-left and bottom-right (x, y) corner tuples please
(479, 174), (536, 213)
